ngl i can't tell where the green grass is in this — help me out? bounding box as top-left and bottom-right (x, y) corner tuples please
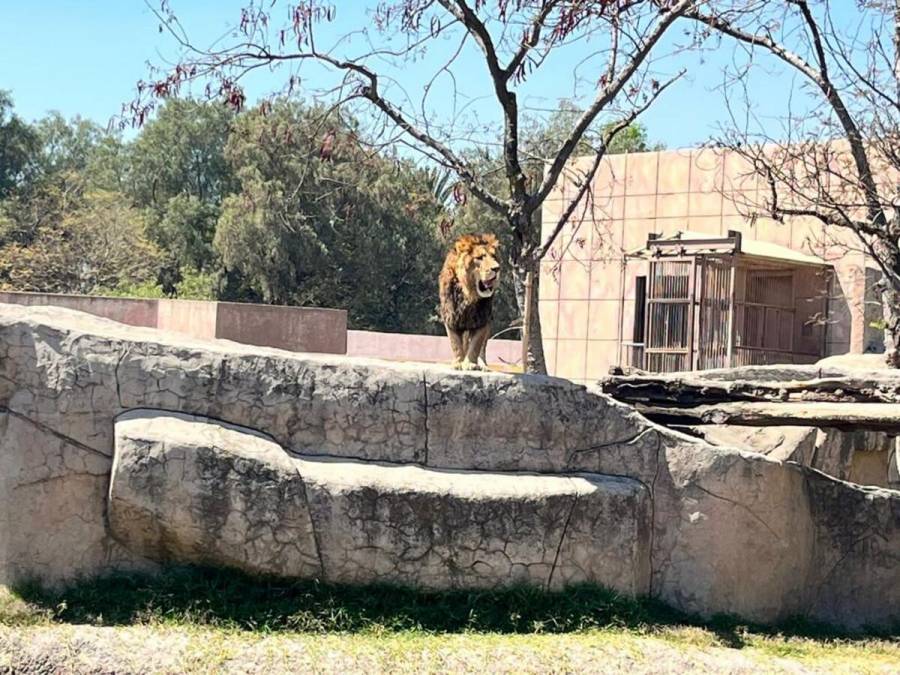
(3, 566), (898, 668)
(11, 566), (687, 634)
(5, 565), (896, 639)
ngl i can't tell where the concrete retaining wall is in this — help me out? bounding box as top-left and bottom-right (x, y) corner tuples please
(216, 301), (347, 355)
(0, 291), (346, 355)
(0, 291), (518, 366)
(0, 292), (158, 328)
(347, 329), (521, 367)
(156, 299), (218, 340)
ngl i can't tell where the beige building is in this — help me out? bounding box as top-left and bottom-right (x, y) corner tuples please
(538, 147), (884, 383)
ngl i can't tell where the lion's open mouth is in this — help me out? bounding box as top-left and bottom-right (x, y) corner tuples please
(477, 277), (497, 297)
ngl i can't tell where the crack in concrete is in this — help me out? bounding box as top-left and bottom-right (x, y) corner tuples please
(422, 372), (430, 466)
(14, 471), (106, 490)
(568, 427), (655, 459)
(769, 434), (787, 455)
(691, 483), (782, 542)
(810, 530), (885, 610)
(546, 489), (579, 590)
(647, 431), (662, 597)
(114, 347), (130, 409)
(0, 406), (110, 459)
(291, 467), (326, 580)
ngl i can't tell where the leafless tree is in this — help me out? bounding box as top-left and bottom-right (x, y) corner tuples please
(131, 0), (699, 373)
(685, 0), (900, 366)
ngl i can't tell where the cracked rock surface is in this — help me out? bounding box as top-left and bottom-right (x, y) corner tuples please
(111, 411), (650, 594)
(110, 411), (322, 579)
(1, 303), (899, 630)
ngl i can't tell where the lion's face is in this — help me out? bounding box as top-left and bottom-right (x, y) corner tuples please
(454, 234), (500, 300)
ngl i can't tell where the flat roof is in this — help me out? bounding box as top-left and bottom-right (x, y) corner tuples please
(626, 230), (829, 267)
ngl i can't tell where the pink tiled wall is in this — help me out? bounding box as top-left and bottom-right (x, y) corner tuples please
(538, 148), (880, 384)
(347, 330), (521, 367)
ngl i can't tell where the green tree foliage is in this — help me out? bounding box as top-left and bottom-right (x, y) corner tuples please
(154, 194), (220, 273)
(129, 99), (235, 208)
(29, 112), (130, 193)
(0, 91), (40, 198)
(216, 101), (444, 332)
(99, 281), (166, 299)
(33, 113), (104, 177)
(174, 269), (218, 300)
(524, 103), (660, 160)
(0, 170), (84, 247)
(0, 105), (155, 295)
(128, 99), (235, 276)
(0, 92), (657, 338)
(0, 185), (162, 294)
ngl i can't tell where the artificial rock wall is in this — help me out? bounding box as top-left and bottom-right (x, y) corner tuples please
(0, 304), (898, 630)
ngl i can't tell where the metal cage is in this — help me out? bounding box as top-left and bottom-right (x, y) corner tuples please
(620, 231), (831, 373)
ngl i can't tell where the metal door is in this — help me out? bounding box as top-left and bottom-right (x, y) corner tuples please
(645, 259), (694, 372)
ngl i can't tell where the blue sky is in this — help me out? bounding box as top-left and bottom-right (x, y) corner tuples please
(0, 1), (862, 149)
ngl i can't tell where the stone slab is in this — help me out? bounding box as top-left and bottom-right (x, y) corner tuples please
(108, 411), (651, 594)
(109, 411), (322, 579)
(299, 456), (650, 593)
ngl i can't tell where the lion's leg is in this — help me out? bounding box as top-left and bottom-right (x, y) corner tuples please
(446, 326), (466, 368)
(456, 331), (476, 370)
(465, 324), (491, 371)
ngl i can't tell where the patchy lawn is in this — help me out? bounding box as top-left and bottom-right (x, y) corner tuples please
(1, 567), (897, 674)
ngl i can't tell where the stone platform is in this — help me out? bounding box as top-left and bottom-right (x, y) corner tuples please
(1, 303), (898, 630)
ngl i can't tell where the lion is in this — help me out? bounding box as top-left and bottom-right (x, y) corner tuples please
(439, 233), (500, 370)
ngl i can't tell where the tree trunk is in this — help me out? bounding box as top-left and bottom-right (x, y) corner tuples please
(876, 229), (900, 368)
(893, 0), (900, 103)
(512, 258), (547, 374)
(886, 0), (900, 366)
(882, 283), (900, 368)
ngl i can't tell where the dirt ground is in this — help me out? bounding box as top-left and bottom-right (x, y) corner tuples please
(1, 624), (897, 675)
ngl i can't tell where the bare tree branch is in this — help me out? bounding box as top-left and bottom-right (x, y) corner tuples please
(438, 0), (529, 204)
(135, 0), (698, 374)
(532, 0), (695, 211)
(686, 1), (885, 228)
(699, 0), (900, 365)
(505, 0), (562, 80)
(535, 71), (685, 260)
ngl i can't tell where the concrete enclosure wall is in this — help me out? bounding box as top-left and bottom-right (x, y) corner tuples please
(347, 330), (521, 367)
(216, 301), (347, 355)
(0, 291), (346, 355)
(0, 291), (519, 367)
(156, 299), (218, 341)
(0, 292), (158, 329)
